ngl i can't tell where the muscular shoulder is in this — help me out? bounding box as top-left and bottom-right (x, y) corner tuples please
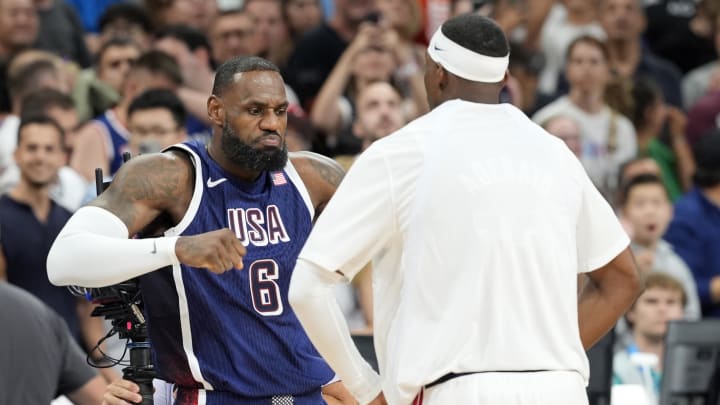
(89, 151), (195, 232)
(289, 151), (345, 219)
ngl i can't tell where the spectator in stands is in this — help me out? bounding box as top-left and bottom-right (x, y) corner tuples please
(0, 0), (38, 60)
(0, 116), (112, 382)
(0, 0), (39, 112)
(71, 51), (182, 182)
(352, 81), (405, 151)
(71, 38), (142, 122)
(665, 130), (720, 318)
(282, 0), (323, 38)
(0, 282), (106, 405)
(599, 0), (684, 108)
(541, 115), (583, 158)
(623, 76), (695, 201)
(34, 0), (91, 68)
(17, 89), (87, 212)
(615, 157), (663, 209)
(644, 0), (717, 75)
(23, 89), (79, 151)
(619, 174), (700, 319)
(613, 272), (686, 400)
(683, 10), (720, 111)
(284, 0), (377, 109)
(334, 80), (406, 169)
(126, 89), (188, 156)
(537, 0), (605, 97)
(533, 35), (636, 200)
(208, 10), (260, 65)
(244, 0), (291, 68)
(0, 58), (68, 190)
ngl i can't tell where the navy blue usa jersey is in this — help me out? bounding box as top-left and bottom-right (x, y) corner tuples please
(139, 140), (334, 405)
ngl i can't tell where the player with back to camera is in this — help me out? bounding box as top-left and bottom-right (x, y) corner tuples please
(289, 13), (640, 405)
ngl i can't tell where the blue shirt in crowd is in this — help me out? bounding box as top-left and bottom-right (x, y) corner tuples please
(664, 187), (720, 318)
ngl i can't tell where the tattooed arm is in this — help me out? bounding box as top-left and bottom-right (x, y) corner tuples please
(290, 151), (345, 220)
(90, 151), (194, 234)
(47, 151), (245, 287)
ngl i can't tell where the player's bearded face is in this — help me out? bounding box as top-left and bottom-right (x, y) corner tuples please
(221, 118), (288, 171)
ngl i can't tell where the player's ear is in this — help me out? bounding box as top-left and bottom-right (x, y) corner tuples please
(438, 65), (449, 91)
(207, 95), (225, 127)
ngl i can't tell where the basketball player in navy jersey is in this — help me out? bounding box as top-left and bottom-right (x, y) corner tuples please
(47, 56), (353, 405)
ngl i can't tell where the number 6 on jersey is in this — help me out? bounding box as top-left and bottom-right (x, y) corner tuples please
(249, 259), (283, 316)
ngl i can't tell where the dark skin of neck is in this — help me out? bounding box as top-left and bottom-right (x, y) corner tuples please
(438, 80), (504, 105)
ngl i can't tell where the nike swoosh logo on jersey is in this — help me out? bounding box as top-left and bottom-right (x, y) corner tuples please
(207, 177), (227, 188)
(433, 45), (444, 51)
(151, 240), (157, 254)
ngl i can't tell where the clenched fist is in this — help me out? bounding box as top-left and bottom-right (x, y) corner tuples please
(175, 229), (246, 274)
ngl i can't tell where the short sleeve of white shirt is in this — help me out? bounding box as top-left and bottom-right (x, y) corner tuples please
(299, 143), (396, 280)
(575, 158), (630, 273)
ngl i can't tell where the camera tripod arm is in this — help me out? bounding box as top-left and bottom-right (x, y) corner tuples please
(47, 206), (179, 287)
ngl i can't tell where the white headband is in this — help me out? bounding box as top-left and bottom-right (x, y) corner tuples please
(427, 27), (509, 83)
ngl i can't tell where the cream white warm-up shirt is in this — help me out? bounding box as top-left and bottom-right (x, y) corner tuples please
(295, 100), (630, 405)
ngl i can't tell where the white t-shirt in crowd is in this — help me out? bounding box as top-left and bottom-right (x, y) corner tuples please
(299, 100), (630, 405)
(532, 96), (637, 197)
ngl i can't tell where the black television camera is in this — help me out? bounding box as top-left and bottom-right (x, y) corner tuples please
(68, 155), (155, 405)
(70, 281), (154, 404)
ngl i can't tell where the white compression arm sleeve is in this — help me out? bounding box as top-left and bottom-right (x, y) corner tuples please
(47, 206), (179, 287)
(289, 259), (382, 404)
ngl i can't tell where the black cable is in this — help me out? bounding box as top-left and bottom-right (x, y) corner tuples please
(86, 325), (130, 368)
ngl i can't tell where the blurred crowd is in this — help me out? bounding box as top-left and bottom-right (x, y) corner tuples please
(0, 0), (719, 403)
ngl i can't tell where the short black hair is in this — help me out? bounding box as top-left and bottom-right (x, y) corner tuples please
(20, 88), (75, 117)
(211, 56), (280, 96)
(96, 37), (141, 67)
(157, 24), (212, 53)
(620, 173), (668, 206)
(99, 3), (154, 34)
(440, 14), (509, 58)
(8, 60), (59, 102)
(133, 50), (183, 87)
(128, 88), (186, 128)
(17, 114), (65, 146)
